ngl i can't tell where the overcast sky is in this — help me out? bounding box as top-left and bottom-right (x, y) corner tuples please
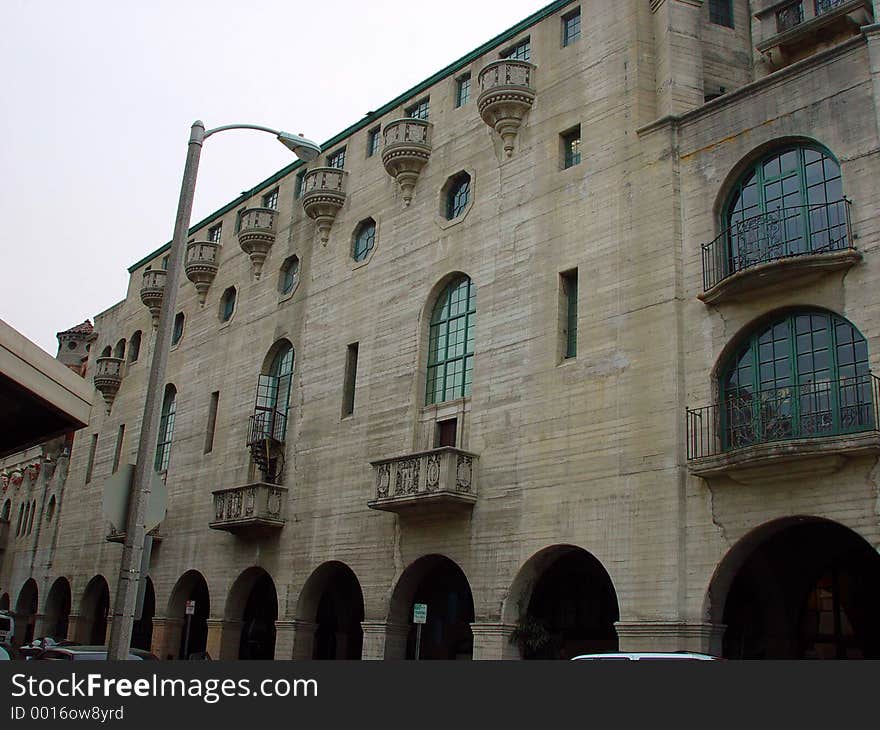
(1, 0), (547, 354)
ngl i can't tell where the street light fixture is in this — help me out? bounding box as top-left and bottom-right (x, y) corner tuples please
(106, 120), (320, 660)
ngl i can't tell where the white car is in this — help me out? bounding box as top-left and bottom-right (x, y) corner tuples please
(571, 652), (720, 661)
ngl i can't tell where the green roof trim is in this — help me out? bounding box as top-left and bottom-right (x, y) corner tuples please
(129, 0), (576, 273)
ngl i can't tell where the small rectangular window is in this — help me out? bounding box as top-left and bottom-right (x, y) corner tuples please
(367, 126), (381, 157)
(455, 74), (471, 108)
(112, 424), (125, 474)
(562, 126), (581, 169)
(85, 433), (98, 484)
(262, 188), (279, 210)
(204, 391), (220, 454)
(561, 269), (578, 359)
(501, 37), (531, 61)
(435, 419), (458, 448)
(235, 207), (246, 232)
(562, 8), (581, 46)
(405, 98), (430, 120)
(207, 223), (222, 242)
(327, 148), (346, 169)
(709, 0), (734, 28)
(342, 343), (359, 417)
(161, 254), (170, 270)
(295, 170), (307, 199)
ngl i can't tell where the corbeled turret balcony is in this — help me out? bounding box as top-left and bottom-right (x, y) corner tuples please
(185, 240), (221, 305)
(93, 356), (125, 413)
(756, 1), (873, 71)
(237, 208), (277, 280)
(686, 374), (880, 482)
(140, 269), (166, 328)
(209, 482), (287, 536)
(106, 525), (163, 544)
(368, 447), (478, 515)
(382, 118), (433, 207)
(301, 167), (348, 245)
(699, 200), (858, 304)
(477, 59), (536, 157)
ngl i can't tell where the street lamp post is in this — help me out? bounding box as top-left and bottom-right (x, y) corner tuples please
(106, 120), (320, 660)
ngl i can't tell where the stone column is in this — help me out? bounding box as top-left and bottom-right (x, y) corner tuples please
(615, 621), (726, 655)
(150, 617), (184, 660)
(274, 619), (317, 660)
(206, 619), (241, 660)
(65, 614), (83, 643)
(470, 622), (520, 660)
(651, 0), (705, 118)
(32, 613), (51, 640)
(360, 621), (410, 660)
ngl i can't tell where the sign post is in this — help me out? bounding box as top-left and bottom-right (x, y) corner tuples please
(182, 600), (195, 660)
(413, 603), (427, 661)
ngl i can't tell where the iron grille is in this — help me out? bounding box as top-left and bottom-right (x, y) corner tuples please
(776, 1), (805, 32)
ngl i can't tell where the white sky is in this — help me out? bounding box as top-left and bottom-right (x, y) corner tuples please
(1, 0), (548, 354)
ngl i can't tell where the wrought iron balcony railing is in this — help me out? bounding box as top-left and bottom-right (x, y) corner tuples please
(701, 199), (853, 293)
(687, 373), (880, 461)
(816, 0), (849, 15)
(247, 409), (287, 447)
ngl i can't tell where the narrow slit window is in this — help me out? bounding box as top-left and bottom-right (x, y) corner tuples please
(561, 270), (578, 359)
(85, 434), (98, 484)
(342, 343), (359, 417)
(112, 424), (125, 474)
(205, 391), (220, 454)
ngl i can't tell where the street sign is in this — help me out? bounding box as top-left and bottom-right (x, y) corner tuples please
(413, 603), (427, 624)
(185, 600), (196, 616)
(102, 465), (167, 532)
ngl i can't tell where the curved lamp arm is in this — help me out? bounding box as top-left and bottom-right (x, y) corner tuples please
(205, 123), (321, 161)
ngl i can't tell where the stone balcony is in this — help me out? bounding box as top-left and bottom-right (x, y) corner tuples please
(368, 447), (478, 515)
(185, 240), (221, 305)
(699, 200), (859, 304)
(93, 356), (124, 413)
(382, 118), (433, 207)
(756, 0), (872, 71)
(477, 59), (537, 157)
(302, 167), (348, 244)
(140, 269), (167, 328)
(237, 208), (277, 280)
(210, 482), (287, 536)
(106, 525), (163, 544)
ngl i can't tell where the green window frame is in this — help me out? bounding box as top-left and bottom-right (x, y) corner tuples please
(220, 287), (236, 322)
(502, 38), (531, 62)
(327, 148), (346, 169)
(353, 219), (376, 262)
(367, 127), (381, 157)
(709, 0), (734, 28)
(562, 127), (581, 169)
(562, 270), (578, 359)
(154, 384), (177, 472)
(426, 277), (476, 405)
(280, 255), (299, 295)
(720, 311), (872, 449)
(455, 74), (471, 108)
(562, 8), (581, 46)
(446, 174), (471, 220)
(405, 98), (430, 121)
(295, 170), (307, 199)
(171, 312), (184, 346)
(262, 188), (279, 210)
(253, 343), (294, 443)
(208, 223), (222, 243)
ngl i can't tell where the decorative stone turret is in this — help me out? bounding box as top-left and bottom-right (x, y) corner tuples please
(185, 240), (221, 305)
(140, 269), (167, 328)
(237, 208), (277, 280)
(477, 59), (537, 157)
(94, 356), (124, 413)
(302, 167), (348, 245)
(381, 118), (433, 207)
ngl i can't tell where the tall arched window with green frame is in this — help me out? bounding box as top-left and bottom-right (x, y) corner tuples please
(252, 341), (294, 443)
(426, 276), (476, 405)
(720, 311), (873, 449)
(723, 144), (848, 276)
(154, 384), (177, 472)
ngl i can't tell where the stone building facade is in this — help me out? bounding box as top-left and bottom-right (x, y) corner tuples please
(3, 0), (880, 660)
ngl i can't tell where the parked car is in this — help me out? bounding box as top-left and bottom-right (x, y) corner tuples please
(0, 611), (14, 644)
(0, 642), (22, 660)
(31, 645), (159, 661)
(571, 652), (720, 661)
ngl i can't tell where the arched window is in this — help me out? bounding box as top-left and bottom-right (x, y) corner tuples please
(129, 331), (142, 363)
(27, 500), (36, 535)
(171, 313), (185, 346)
(426, 276), (476, 405)
(154, 384), (177, 472)
(720, 311), (873, 449)
(723, 144), (847, 275)
(252, 342), (294, 443)
(46, 495), (56, 522)
(279, 256), (299, 295)
(446, 173), (471, 220)
(16, 504), (24, 536)
(220, 287), (237, 322)
(113, 339), (126, 360)
(100, 346), (112, 358)
(352, 219), (376, 262)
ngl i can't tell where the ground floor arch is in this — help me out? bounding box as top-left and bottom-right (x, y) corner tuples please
(505, 545), (620, 659)
(297, 561), (364, 660)
(708, 517), (880, 659)
(44, 577), (71, 640)
(226, 568), (278, 660)
(15, 579), (38, 645)
(388, 555), (475, 660)
(78, 575), (110, 645)
(166, 570), (210, 659)
(131, 577), (155, 652)
(0, 593), (9, 611)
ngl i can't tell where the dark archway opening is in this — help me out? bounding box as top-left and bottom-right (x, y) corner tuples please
(524, 550), (619, 659)
(15, 579), (39, 646)
(312, 566), (364, 660)
(172, 573), (210, 660)
(131, 578), (155, 652)
(80, 576), (110, 645)
(403, 559), (474, 660)
(239, 573), (278, 660)
(45, 578), (71, 640)
(721, 520), (880, 659)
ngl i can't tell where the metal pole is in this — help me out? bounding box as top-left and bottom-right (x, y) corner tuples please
(182, 613), (192, 660)
(415, 624), (422, 661)
(107, 121), (205, 659)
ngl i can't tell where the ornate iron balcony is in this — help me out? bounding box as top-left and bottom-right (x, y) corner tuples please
(210, 482), (287, 535)
(368, 447), (478, 515)
(687, 373), (880, 464)
(700, 200), (856, 298)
